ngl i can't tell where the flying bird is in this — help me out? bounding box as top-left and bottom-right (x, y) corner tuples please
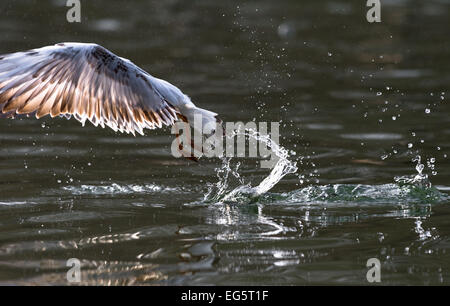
(0, 42), (221, 159)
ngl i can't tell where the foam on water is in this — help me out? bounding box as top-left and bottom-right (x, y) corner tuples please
(62, 183), (183, 195)
(259, 180), (449, 206)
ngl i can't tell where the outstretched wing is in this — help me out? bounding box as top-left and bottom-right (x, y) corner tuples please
(0, 42), (179, 135)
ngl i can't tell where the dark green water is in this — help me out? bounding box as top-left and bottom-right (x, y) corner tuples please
(0, 0), (449, 285)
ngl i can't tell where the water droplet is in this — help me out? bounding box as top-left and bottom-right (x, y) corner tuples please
(277, 23), (295, 38)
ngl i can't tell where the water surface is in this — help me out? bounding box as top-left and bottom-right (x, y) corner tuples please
(0, 0), (449, 285)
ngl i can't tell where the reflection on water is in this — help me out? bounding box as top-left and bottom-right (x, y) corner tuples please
(1, 259), (166, 285)
(0, 0), (449, 285)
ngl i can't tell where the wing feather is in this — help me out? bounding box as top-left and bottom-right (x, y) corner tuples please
(0, 43), (179, 134)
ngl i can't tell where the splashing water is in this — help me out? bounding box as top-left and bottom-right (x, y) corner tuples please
(257, 182), (448, 207)
(205, 128), (298, 203)
(57, 136), (446, 208)
(202, 134), (448, 206)
(394, 155), (431, 188)
(61, 183), (183, 195)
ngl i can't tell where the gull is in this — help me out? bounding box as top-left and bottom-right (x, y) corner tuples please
(0, 42), (221, 158)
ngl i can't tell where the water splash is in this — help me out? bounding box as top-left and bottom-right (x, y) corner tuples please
(205, 128), (298, 203)
(204, 144), (447, 206)
(62, 183), (183, 195)
(394, 155), (431, 188)
(258, 181), (448, 206)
